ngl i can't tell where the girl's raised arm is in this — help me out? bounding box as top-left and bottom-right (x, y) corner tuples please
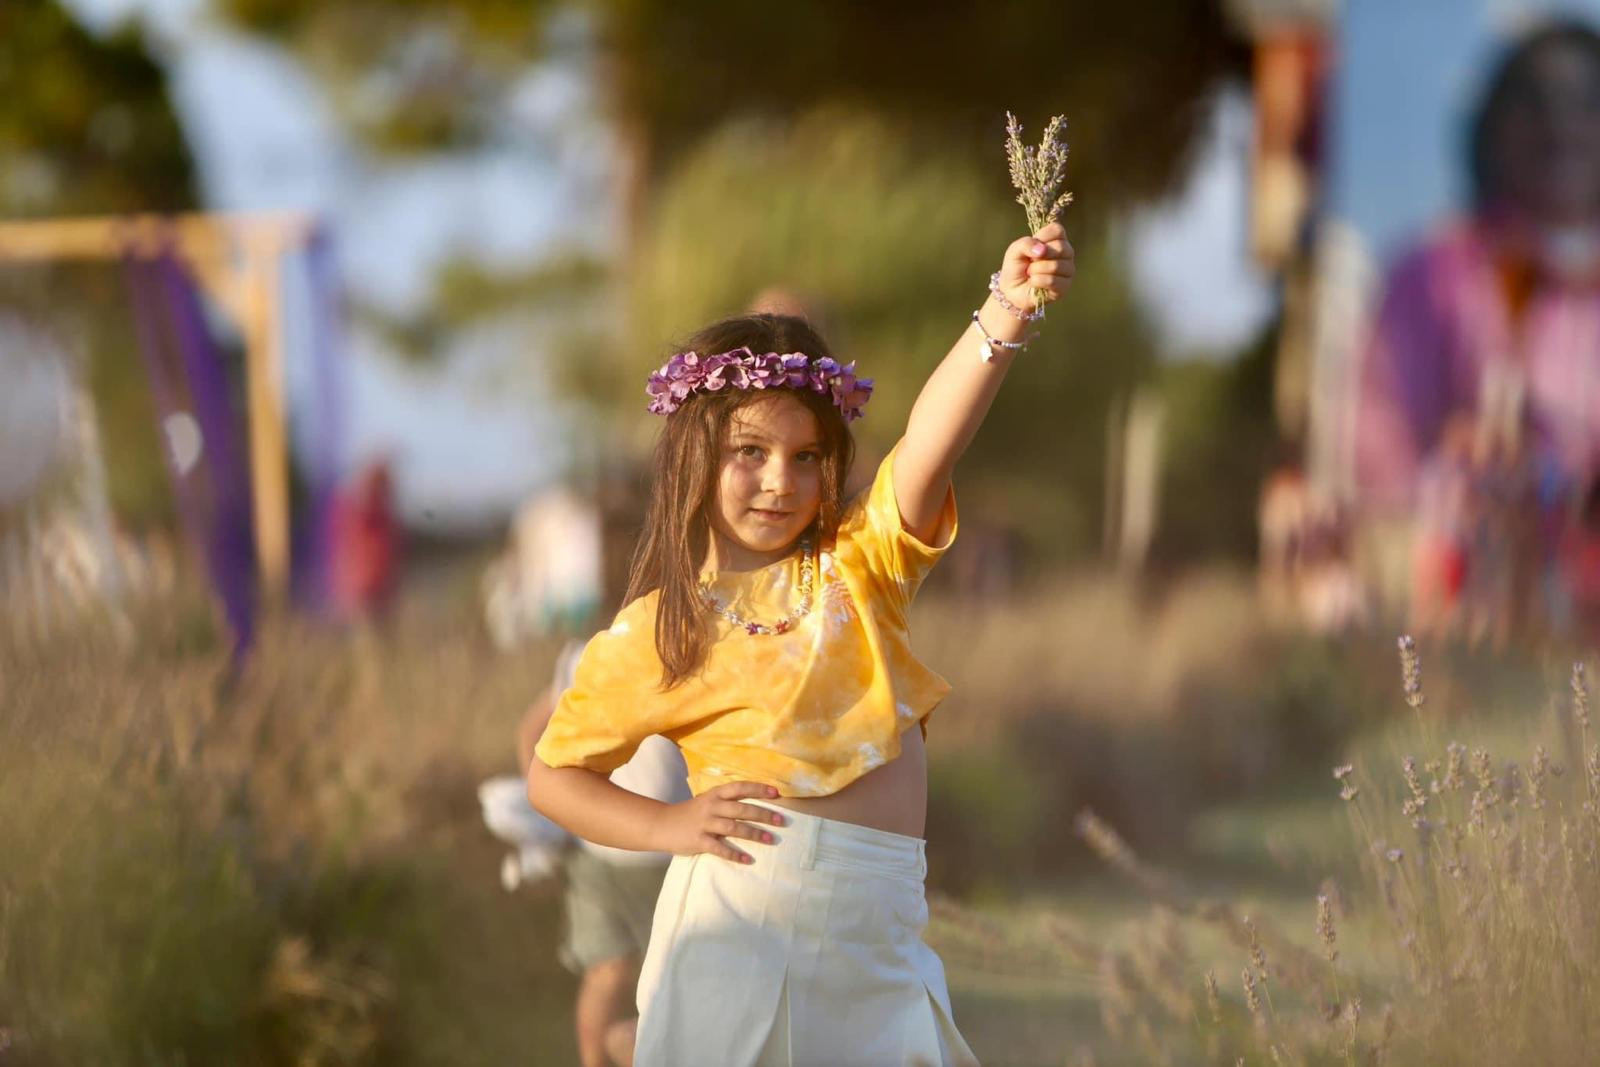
(894, 222), (1073, 543)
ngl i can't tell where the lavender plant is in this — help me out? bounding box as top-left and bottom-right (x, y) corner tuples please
(1004, 111), (1073, 317)
(1063, 644), (1600, 1065)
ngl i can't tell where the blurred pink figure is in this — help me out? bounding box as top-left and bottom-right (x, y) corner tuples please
(330, 459), (399, 620)
(1357, 23), (1600, 506)
(1356, 22), (1600, 634)
(1411, 416), (1476, 636)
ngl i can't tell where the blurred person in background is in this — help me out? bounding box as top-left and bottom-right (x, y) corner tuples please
(489, 477), (690, 1067)
(1355, 19), (1600, 640)
(483, 484), (605, 650)
(515, 651), (690, 1067)
(329, 457), (400, 622)
(1259, 455), (1368, 634)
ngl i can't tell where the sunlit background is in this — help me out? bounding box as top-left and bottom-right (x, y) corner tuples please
(7, 0), (1600, 1063)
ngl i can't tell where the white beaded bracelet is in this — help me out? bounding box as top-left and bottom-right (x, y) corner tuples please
(971, 310), (1035, 363)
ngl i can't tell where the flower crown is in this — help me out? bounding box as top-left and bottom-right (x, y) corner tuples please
(645, 347), (874, 422)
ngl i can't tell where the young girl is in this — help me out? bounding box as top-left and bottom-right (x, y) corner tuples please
(528, 222), (1074, 1066)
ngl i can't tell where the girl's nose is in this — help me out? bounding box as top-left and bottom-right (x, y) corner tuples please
(762, 459), (795, 495)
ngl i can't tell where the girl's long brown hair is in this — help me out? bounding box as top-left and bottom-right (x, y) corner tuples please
(625, 314), (855, 688)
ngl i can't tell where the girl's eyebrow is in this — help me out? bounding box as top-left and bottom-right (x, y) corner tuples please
(730, 432), (823, 449)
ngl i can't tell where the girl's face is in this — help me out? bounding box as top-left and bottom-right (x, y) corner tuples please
(707, 393), (824, 572)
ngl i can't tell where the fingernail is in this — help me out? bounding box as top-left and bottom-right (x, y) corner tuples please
(743, 854), (754, 864)
(769, 787), (779, 797)
(762, 833), (773, 843)
(1030, 242), (1045, 256)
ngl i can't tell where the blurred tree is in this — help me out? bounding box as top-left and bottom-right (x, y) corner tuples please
(213, 1), (1256, 562)
(592, 109), (1159, 563)
(0, 0), (196, 216)
(220, 0), (559, 151)
(0, 0), (200, 530)
(599, 0), (1244, 216)
(355, 250), (612, 364)
(1150, 325), (1279, 566)
(220, 1), (1243, 212)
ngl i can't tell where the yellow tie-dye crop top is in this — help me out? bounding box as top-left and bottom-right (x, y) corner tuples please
(533, 440), (957, 798)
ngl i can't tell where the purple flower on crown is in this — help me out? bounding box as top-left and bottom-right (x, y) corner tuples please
(808, 356), (840, 393)
(699, 354), (727, 392)
(835, 370), (873, 421)
(645, 372), (676, 414)
(780, 353), (810, 388)
(748, 351), (784, 389)
(830, 360), (858, 397)
(644, 346), (872, 421)
(828, 360), (874, 421)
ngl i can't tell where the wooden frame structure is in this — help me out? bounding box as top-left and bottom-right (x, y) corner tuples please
(0, 212), (316, 602)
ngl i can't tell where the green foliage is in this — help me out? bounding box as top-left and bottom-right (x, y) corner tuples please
(1151, 329), (1280, 566)
(0, 0), (195, 216)
(928, 742), (1038, 895)
(219, 0), (557, 152)
(354, 250), (612, 365)
(0, 595), (576, 1065)
(596, 0), (1242, 209)
(201, 1), (1257, 564)
(0, 733), (391, 1063)
(914, 571), (1371, 893)
(217, 0), (1242, 205)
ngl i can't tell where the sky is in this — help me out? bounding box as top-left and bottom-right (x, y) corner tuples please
(1125, 84), (1276, 358)
(63, 0), (1275, 526)
(66, 0), (615, 531)
(1332, 0), (1600, 263)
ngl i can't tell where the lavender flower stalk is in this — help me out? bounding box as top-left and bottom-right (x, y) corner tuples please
(1397, 635), (1425, 711)
(1004, 111), (1073, 318)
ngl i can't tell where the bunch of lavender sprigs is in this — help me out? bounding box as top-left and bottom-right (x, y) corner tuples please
(1004, 111), (1073, 317)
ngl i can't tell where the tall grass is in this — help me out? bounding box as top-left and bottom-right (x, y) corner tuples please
(1064, 640), (1600, 1066)
(1, 588), (573, 1065)
(1, 566), (1387, 1063)
(916, 569), (1371, 892)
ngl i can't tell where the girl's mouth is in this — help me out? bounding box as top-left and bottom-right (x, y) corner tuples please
(750, 508), (790, 522)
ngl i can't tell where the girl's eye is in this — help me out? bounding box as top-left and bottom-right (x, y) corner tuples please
(797, 451), (818, 463)
(737, 445), (763, 459)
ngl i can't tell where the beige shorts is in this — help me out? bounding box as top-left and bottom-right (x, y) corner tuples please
(634, 800), (978, 1066)
(558, 847), (670, 975)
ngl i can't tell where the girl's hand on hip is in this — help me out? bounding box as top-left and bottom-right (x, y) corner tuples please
(650, 781), (787, 864)
(997, 221), (1075, 311)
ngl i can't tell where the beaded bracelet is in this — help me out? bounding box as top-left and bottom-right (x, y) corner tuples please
(988, 271), (1046, 323)
(970, 309), (1036, 363)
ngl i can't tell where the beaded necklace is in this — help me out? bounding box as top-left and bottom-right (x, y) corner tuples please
(697, 537), (815, 635)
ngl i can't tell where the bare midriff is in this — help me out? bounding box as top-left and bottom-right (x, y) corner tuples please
(767, 720), (928, 839)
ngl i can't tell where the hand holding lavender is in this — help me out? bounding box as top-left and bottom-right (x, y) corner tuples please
(1004, 112), (1074, 317)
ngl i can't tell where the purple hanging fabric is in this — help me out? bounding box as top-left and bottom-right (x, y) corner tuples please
(121, 255), (215, 605)
(156, 248), (258, 655)
(294, 223), (349, 612)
